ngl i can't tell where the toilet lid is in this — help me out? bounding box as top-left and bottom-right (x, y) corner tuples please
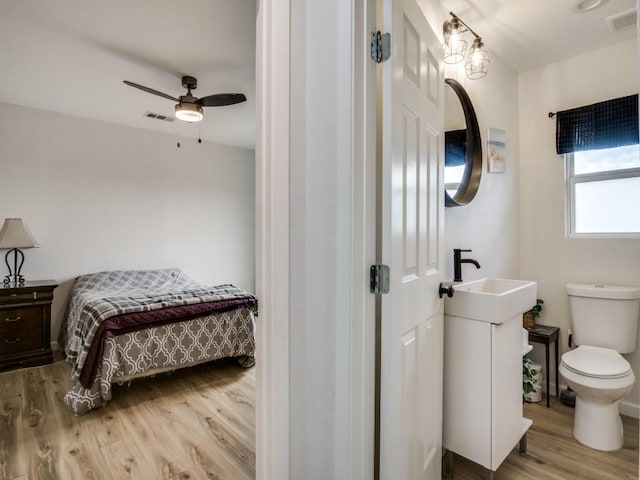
(562, 345), (631, 379)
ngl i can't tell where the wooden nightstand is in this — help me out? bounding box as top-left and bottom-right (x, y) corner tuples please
(0, 280), (58, 370)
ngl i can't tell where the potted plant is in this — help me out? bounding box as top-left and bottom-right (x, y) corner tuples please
(523, 357), (542, 403)
(523, 298), (543, 329)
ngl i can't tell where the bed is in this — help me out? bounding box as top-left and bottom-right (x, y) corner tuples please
(58, 268), (257, 415)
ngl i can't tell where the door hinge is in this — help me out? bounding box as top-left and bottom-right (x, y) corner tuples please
(370, 31), (391, 63)
(370, 265), (390, 294)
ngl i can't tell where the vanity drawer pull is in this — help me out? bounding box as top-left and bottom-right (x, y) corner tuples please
(4, 338), (20, 344)
(4, 316), (21, 323)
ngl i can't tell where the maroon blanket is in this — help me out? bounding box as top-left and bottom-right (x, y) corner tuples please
(79, 297), (255, 388)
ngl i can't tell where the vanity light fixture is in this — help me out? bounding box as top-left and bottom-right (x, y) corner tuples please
(442, 12), (490, 80)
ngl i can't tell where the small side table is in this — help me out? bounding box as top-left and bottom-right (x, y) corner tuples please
(526, 324), (560, 408)
(0, 280), (58, 370)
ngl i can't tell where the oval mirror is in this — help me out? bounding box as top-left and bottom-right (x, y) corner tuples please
(444, 78), (482, 207)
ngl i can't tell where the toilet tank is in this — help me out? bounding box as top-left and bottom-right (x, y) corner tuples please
(567, 283), (640, 354)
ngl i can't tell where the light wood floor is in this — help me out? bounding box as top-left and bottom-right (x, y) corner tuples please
(0, 359), (255, 480)
(450, 395), (639, 480)
(1, 362), (638, 480)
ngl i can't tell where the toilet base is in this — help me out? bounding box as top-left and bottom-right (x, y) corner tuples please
(573, 397), (624, 451)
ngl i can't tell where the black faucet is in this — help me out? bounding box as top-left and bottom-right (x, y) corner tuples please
(453, 249), (481, 282)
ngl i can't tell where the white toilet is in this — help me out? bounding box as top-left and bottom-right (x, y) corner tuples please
(559, 283), (640, 451)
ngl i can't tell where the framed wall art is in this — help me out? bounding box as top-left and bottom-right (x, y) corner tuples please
(487, 127), (506, 173)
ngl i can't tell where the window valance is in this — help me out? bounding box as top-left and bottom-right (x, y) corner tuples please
(555, 94), (638, 155)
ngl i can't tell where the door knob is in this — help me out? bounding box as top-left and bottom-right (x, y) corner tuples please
(439, 283), (454, 298)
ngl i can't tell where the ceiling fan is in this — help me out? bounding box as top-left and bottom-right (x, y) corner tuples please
(123, 75), (246, 123)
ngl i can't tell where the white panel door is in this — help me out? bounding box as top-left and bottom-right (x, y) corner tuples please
(379, 0), (444, 478)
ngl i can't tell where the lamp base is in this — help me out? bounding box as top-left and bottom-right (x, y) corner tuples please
(3, 248), (26, 286)
(3, 274), (25, 286)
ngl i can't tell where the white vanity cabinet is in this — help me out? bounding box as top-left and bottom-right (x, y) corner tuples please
(443, 312), (529, 473)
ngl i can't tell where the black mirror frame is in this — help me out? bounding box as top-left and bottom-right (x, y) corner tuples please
(444, 78), (482, 207)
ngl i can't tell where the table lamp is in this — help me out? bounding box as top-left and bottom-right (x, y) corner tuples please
(0, 218), (39, 286)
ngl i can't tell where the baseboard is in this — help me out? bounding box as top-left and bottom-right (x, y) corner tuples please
(546, 380), (640, 419)
(619, 400), (640, 419)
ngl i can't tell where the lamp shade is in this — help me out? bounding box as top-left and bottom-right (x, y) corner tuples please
(0, 218), (39, 249)
(465, 38), (490, 80)
(443, 18), (467, 64)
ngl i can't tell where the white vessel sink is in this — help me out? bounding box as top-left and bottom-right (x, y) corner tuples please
(444, 278), (537, 324)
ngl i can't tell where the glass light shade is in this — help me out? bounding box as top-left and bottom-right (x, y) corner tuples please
(175, 103), (203, 123)
(465, 38), (490, 79)
(443, 18), (467, 64)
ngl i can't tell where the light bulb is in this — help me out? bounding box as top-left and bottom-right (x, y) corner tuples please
(469, 38), (488, 67)
(465, 38), (490, 80)
(471, 48), (484, 67)
(450, 32), (462, 51)
(443, 17), (467, 64)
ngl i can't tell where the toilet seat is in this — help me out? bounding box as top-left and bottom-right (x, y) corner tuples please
(561, 345), (631, 379)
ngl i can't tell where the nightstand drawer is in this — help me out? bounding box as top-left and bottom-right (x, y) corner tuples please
(0, 313), (44, 355)
(0, 306), (42, 329)
(0, 289), (53, 305)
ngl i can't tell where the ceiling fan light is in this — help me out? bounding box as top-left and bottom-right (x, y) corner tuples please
(175, 102), (203, 123)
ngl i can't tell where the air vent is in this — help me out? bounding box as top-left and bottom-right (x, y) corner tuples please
(143, 111), (175, 122)
(606, 8), (637, 33)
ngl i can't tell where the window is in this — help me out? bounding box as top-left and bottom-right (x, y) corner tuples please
(565, 144), (640, 237)
(555, 93), (639, 237)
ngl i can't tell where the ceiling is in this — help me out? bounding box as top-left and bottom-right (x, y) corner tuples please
(0, 1), (256, 149)
(0, 1), (636, 150)
(438, 0), (637, 73)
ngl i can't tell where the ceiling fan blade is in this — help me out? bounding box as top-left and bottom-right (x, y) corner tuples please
(123, 80), (179, 102)
(197, 93), (247, 107)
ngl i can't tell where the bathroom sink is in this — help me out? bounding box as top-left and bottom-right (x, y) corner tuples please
(444, 278), (537, 324)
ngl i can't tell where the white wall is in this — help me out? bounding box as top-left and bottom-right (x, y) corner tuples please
(519, 38), (640, 417)
(0, 101), (255, 343)
(287, 0), (361, 477)
(443, 54), (521, 282)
